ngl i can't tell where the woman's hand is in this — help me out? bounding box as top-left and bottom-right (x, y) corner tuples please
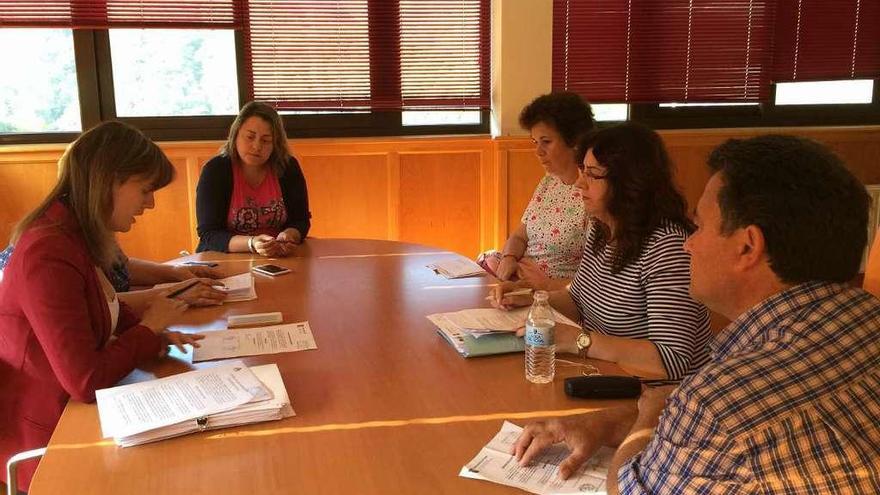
(488, 281), (534, 310)
(168, 278), (226, 306)
(162, 331), (206, 354)
(274, 228), (301, 257)
(253, 234), (285, 257)
(140, 293), (189, 334)
(517, 258), (551, 290)
(495, 255), (519, 281)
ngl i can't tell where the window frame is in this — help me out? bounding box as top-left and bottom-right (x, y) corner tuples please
(1, 5), (491, 145)
(628, 80), (880, 129)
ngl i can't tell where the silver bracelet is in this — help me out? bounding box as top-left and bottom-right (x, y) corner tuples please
(247, 236), (256, 253)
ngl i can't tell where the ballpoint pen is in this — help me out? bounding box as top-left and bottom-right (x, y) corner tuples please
(166, 280), (201, 299)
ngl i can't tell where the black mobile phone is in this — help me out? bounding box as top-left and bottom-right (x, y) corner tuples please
(251, 264), (291, 276)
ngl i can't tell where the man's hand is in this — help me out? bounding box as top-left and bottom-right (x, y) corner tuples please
(511, 417), (604, 480)
(637, 385), (676, 424)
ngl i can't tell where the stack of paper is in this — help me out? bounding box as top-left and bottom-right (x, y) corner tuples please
(96, 361), (294, 447)
(216, 272), (257, 302)
(427, 258), (485, 279)
(154, 272), (256, 303)
(426, 307), (578, 358)
(193, 322), (317, 362)
(460, 421), (613, 494)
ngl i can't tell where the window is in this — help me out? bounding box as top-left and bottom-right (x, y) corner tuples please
(552, 0), (879, 129)
(242, 0), (491, 136)
(0, 0), (490, 142)
(775, 79), (874, 105)
(402, 110), (482, 126)
(243, 0), (372, 110)
(109, 29), (239, 117)
(592, 104), (628, 122)
(0, 28), (81, 134)
(552, 1), (775, 104)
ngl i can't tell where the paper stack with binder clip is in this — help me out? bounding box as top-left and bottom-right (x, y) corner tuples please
(95, 361), (293, 447)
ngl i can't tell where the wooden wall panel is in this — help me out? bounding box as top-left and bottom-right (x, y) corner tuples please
(0, 160), (59, 241)
(1, 127), (877, 262)
(298, 154), (390, 240)
(116, 158), (193, 262)
(398, 152), (481, 256)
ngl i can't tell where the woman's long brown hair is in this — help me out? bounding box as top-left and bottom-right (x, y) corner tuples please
(11, 121), (174, 270)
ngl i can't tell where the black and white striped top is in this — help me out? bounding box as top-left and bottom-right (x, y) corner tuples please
(569, 220), (711, 381)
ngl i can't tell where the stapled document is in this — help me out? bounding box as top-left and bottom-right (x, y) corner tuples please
(427, 258), (485, 279)
(460, 421), (613, 494)
(95, 361), (267, 440)
(96, 362), (294, 447)
(193, 322), (317, 362)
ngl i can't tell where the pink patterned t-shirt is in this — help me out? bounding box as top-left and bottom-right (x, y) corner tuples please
(227, 164), (288, 237)
(520, 174), (587, 279)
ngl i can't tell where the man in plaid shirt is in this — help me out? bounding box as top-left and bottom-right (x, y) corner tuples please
(512, 135), (880, 494)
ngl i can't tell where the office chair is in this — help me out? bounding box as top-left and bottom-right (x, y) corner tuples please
(6, 447), (45, 495)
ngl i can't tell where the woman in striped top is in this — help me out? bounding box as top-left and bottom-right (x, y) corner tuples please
(491, 123), (711, 380)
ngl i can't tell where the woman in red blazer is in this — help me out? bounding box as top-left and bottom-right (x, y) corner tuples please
(0, 121), (203, 492)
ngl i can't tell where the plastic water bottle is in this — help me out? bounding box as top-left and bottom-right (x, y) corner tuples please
(525, 290), (555, 383)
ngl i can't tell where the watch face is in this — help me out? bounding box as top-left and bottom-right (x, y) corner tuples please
(576, 332), (592, 350)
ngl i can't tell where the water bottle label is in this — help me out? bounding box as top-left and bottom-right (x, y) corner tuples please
(525, 324), (555, 347)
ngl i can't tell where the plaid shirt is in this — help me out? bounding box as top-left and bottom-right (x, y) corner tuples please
(618, 281), (880, 494)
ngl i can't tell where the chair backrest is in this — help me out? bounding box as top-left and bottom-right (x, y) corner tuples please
(864, 234), (880, 298)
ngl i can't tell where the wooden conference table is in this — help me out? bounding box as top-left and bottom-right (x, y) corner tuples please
(29, 239), (632, 494)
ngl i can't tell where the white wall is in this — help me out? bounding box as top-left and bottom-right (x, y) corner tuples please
(490, 0), (553, 137)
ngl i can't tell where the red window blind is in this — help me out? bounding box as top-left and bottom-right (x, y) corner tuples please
(773, 0), (880, 82)
(399, 0), (490, 109)
(0, 0), (239, 29)
(242, 0), (490, 111)
(553, 0), (777, 103)
(242, 0), (373, 110)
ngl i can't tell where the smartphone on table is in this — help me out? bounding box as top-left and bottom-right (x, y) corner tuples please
(252, 264), (291, 277)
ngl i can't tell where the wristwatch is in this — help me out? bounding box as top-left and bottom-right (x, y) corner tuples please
(576, 331), (593, 357)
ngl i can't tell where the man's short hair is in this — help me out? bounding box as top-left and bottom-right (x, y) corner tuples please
(708, 134), (870, 284)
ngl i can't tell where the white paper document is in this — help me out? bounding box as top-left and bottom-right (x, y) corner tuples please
(445, 307), (532, 332)
(95, 361), (268, 439)
(461, 421), (613, 495)
(115, 364), (295, 447)
(193, 322), (317, 362)
(427, 258), (485, 279)
(429, 307), (579, 339)
(216, 272), (257, 302)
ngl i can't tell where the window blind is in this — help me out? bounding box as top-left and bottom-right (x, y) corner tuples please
(399, 0), (490, 109)
(553, 0), (776, 103)
(773, 0), (880, 82)
(0, 0), (239, 29)
(242, 0), (490, 111)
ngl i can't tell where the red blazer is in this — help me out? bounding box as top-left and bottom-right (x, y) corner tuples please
(0, 201), (162, 491)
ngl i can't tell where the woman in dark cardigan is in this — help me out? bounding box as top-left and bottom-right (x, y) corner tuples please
(196, 101), (311, 256)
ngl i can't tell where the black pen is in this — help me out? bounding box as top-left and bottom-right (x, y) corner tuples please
(166, 280), (200, 299)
